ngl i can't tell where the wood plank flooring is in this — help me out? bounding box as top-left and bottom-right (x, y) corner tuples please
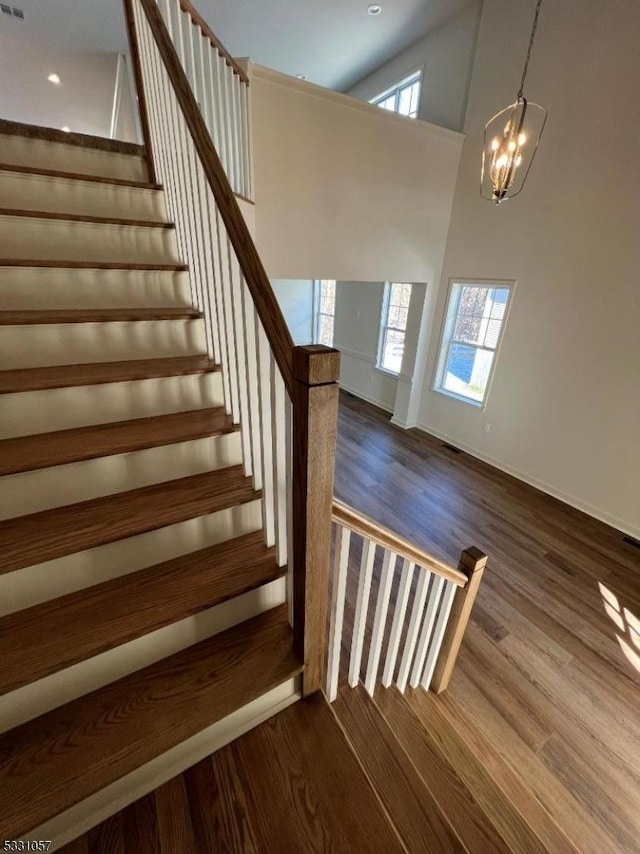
(334, 391), (640, 854)
(62, 694), (404, 854)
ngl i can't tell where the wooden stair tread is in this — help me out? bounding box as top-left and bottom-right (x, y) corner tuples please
(0, 355), (219, 394)
(407, 688), (580, 854)
(0, 308), (202, 325)
(333, 684), (508, 853)
(0, 466), (259, 575)
(0, 407), (236, 475)
(0, 207), (173, 228)
(0, 531), (282, 695)
(0, 161), (162, 190)
(0, 606), (300, 840)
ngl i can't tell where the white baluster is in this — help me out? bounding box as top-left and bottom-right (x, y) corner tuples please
(348, 538), (375, 687)
(326, 525), (351, 702)
(256, 319), (275, 547)
(285, 396), (294, 626)
(382, 559), (415, 687)
(231, 72), (242, 195)
(203, 37), (222, 155)
(241, 282), (262, 490)
(364, 549), (397, 696)
(396, 568), (431, 692)
(239, 82), (250, 199)
(221, 57), (235, 189)
(216, 221), (240, 421)
(410, 574), (445, 688)
(421, 581), (457, 692)
(271, 359), (288, 567)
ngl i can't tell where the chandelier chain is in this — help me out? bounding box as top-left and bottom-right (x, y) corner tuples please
(517, 0), (543, 100)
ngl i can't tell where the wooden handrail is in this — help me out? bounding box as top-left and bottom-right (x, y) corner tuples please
(332, 500), (468, 588)
(178, 0), (250, 84)
(136, 0), (295, 393)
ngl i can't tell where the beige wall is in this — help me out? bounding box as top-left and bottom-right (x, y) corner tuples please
(251, 67), (463, 287)
(417, 0), (640, 537)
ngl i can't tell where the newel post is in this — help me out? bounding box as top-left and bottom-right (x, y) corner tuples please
(292, 344), (341, 697)
(431, 546), (488, 694)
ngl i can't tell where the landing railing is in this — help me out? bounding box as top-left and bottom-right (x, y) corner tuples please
(326, 500), (487, 701)
(125, 0), (339, 696)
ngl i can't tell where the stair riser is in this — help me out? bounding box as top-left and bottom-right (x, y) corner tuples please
(0, 215), (180, 264)
(0, 133), (147, 182)
(0, 576), (286, 733)
(0, 433), (243, 520)
(0, 268), (193, 310)
(0, 171), (166, 221)
(0, 373), (225, 439)
(0, 499), (262, 617)
(0, 319), (206, 370)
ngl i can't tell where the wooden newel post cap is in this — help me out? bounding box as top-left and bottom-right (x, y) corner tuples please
(293, 345), (340, 386)
(459, 547), (488, 579)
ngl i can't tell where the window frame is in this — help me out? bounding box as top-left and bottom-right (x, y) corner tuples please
(370, 69), (423, 119)
(376, 281), (413, 376)
(313, 279), (336, 347)
(432, 278), (516, 409)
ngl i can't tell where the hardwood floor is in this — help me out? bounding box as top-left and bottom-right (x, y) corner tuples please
(334, 391), (640, 854)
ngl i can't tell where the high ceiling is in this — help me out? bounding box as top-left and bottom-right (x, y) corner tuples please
(4, 0), (477, 91)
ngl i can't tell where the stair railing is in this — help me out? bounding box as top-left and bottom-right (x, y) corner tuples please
(125, 0), (339, 696)
(326, 500), (487, 701)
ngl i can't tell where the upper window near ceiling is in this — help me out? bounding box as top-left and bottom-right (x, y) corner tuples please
(434, 281), (515, 407)
(370, 70), (422, 119)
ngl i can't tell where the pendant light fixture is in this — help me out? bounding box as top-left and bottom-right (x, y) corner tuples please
(481, 0), (547, 203)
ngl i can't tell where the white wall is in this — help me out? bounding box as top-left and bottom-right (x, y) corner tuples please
(271, 279), (314, 345)
(0, 31), (127, 139)
(416, 0), (640, 537)
(251, 66), (463, 288)
(347, 0), (482, 132)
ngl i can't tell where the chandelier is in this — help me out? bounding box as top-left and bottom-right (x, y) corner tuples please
(481, 0), (547, 203)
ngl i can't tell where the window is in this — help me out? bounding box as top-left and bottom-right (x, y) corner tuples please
(377, 282), (412, 374)
(370, 71), (422, 118)
(434, 281), (514, 406)
(314, 279), (336, 347)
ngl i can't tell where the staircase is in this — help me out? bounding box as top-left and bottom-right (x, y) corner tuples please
(0, 122), (301, 846)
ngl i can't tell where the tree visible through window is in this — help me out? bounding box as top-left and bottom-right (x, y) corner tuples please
(378, 282), (412, 374)
(434, 282), (514, 405)
(370, 71), (422, 118)
(314, 280), (336, 347)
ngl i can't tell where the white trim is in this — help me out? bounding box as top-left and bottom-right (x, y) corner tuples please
(252, 65), (465, 145)
(432, 278), (517, 411)
(416, 421), (640, 541)
(28, 678), (301, 851)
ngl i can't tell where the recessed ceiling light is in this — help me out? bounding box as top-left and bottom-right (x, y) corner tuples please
(47, 73), (61, 84)
(296, 74), (307, 80)
(367, 4), (382, 15)
(61, 126), (71, 133)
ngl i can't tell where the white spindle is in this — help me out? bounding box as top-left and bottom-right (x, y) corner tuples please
(256, 320), (275, 546)
(228, 248), (253, 475)
(326, 525), (351, 702)
(382, 559), (415, 687)
(410, 574), (445, 688)
(231, 72), (242, 195)
(285, 397), (294, 626)
(271, 359), (288, 567)
(239, 82), (250, 199)
(397, 568), (431, 692)
(241, 283), (262, 490)
(216, 221), (240, 421)
(348, 538), (375, 687)
(364, 549), (397, 696)
(421, 581), (457, 691)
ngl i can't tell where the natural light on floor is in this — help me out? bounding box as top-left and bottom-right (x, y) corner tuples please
(599, 582), (640, 674)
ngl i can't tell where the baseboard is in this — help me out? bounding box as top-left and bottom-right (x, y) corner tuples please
(417, 421), (639, 540)
(339, 382), (394, 414)
(31, 677), (301, 852)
